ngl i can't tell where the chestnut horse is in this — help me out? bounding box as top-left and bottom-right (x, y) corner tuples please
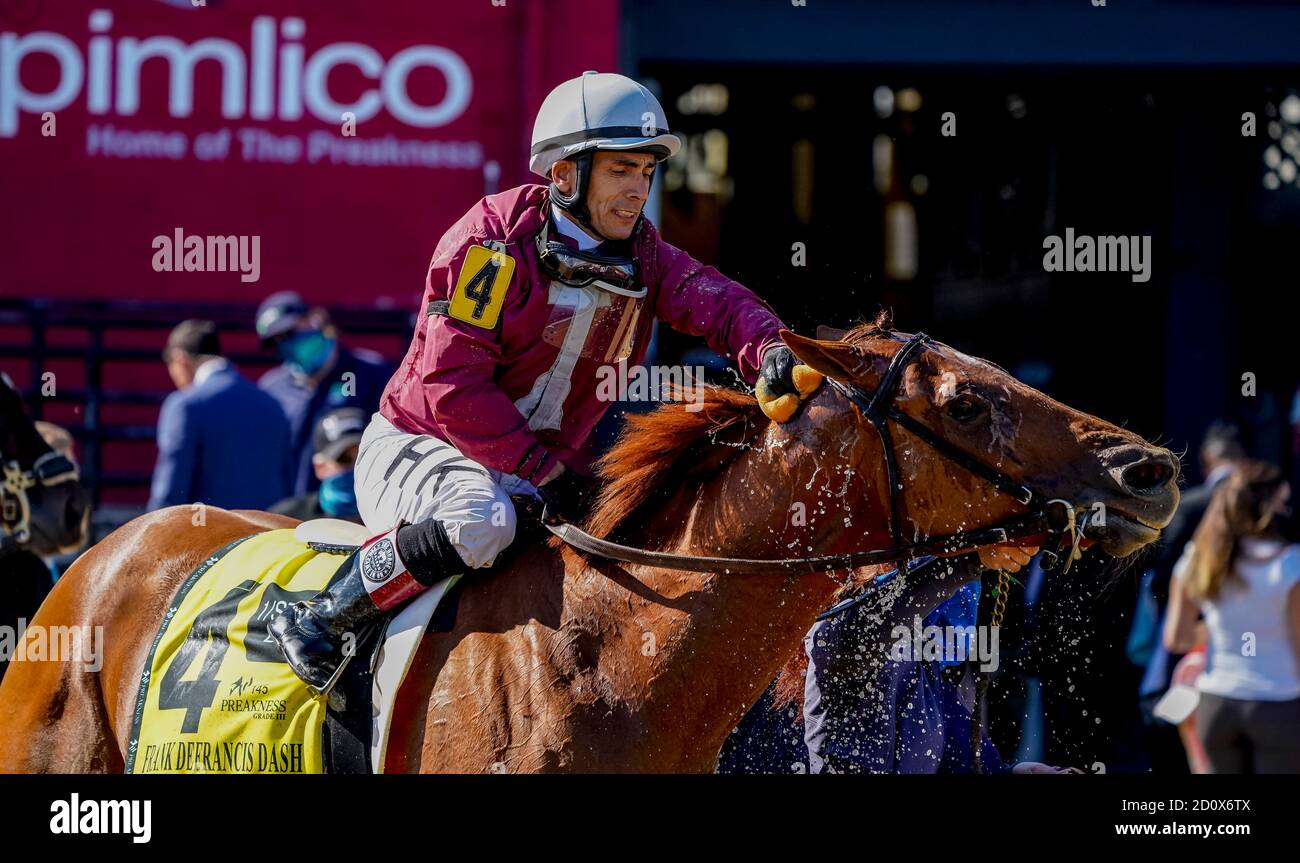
(0, 323), (1179, 772)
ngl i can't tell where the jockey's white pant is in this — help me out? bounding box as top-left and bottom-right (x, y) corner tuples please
(354, 413), (536, 570)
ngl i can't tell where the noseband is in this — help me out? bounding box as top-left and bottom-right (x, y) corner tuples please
(547, 332), (1087, 575)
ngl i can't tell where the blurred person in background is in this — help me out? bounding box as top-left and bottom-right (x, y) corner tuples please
(804, 554), (1075, 774)
(256, 291), (392, 497)
(1155, 423), (1245, 604)
(1134, 422), (1244, 772)
(270, 407), (365, 524)
(804, 573), (1007, 774)
(1291, 385), (1300, 516)
(1164, 461), (1300, 773)
(148, 319), (293, 511)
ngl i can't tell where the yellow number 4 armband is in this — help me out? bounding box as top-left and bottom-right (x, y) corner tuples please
(448, 244), (515, 329)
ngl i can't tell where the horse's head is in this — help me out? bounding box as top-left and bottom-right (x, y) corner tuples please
(783, 324), (1179, 559)
(0, 373), (90, 557)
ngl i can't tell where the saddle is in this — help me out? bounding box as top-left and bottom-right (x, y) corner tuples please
(124, 496), (548, 775)
(299, 496), (549, 773)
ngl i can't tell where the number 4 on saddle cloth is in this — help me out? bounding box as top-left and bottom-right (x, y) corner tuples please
(126, 520), (463, 775)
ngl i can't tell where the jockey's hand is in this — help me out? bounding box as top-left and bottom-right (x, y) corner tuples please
(538, 466), (598, 526)
(756, 345), (824, 423)
(977, 544), (1040, 573)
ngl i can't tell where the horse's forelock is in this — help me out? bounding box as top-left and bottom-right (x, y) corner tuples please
(842, 309), (896, 347)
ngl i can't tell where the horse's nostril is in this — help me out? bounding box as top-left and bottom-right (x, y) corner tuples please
(1121, 459), (1174, 493)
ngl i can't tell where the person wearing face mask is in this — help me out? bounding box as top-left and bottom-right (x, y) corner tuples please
(269, 408), (365, 524)
(256, 293), (393, 497)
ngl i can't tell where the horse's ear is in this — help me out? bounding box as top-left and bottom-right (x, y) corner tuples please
(814, 325), (848, 342)
(781, 330), (862, 383)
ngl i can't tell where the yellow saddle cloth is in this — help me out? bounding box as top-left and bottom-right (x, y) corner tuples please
(126, 529), (341, 774)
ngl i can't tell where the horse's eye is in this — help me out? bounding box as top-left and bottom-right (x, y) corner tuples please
(945, 393), (987, 422)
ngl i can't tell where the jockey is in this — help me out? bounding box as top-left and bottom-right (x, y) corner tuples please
(270, 71), (822, 691)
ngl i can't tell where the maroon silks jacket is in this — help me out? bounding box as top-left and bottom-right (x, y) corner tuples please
(380, 184), (784, 484)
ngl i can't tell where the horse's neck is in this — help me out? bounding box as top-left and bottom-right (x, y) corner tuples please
(569, 422), (885, 770)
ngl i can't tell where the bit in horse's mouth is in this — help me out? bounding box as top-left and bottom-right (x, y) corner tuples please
(1103, 507), (1163, 533)
(1086, 507), (1162, 555)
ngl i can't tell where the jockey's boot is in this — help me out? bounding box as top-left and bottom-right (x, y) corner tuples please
(269, 521), (465, 693)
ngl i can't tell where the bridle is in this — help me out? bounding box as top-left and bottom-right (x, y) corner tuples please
(1, 450), (80, 554)
(547, 332), (1090, 575)
(824, 333), (1089, 572)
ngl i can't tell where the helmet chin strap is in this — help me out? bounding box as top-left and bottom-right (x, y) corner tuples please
(549, 152), (602, 239)
(548, 151), (657, 245)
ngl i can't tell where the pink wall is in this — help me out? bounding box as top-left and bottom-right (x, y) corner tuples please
(0, 0), (620, 311)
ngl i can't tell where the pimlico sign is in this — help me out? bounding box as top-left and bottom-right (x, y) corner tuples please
(0, 9), (473, 137)
(0, 0), (618, 308)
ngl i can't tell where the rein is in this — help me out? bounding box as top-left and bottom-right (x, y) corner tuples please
(546, 511), (1061, 574)
(546, 332), (1087, 576)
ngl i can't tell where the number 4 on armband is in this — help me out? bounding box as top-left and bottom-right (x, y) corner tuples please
(448, 242), (514, 330)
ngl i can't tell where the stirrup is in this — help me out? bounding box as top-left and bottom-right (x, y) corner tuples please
(310, 619), (382, 698)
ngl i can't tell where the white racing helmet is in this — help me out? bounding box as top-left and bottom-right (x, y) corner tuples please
(530, 72), (681, 237)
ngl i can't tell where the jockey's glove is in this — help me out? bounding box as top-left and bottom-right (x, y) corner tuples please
(755, 344), (824, 423)
(538, 467), (598, 526)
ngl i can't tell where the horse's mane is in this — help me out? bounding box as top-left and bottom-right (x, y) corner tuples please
(584, 386), (764, 542)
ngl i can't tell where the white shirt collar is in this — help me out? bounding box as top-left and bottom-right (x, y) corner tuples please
(192, 357), (229, 388)
(551, 206), (601, 251)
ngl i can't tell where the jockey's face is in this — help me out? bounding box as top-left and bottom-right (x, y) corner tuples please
(552, 151), (656, 240)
